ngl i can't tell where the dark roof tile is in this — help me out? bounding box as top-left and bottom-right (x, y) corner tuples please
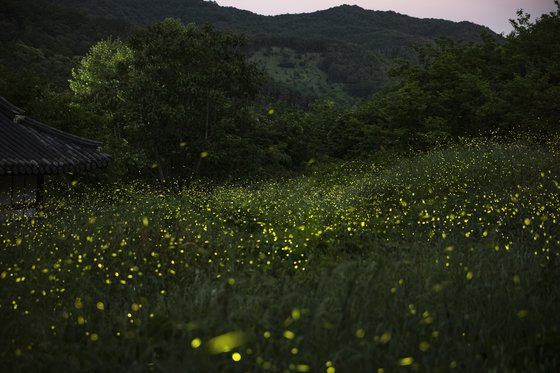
(0, 97), (110, 175)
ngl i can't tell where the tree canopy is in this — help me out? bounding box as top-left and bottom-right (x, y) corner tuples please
(70, 19), (263, 179)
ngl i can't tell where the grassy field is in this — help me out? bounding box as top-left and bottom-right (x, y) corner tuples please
(1, 139), (560, 372)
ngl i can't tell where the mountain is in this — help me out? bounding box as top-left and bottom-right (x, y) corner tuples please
(1, 0), (499, 101)
(0, 0), (129, 85)
(58, 1), (493, 45)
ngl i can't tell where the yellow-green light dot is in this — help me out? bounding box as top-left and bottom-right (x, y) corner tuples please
(283, 330), (295, 340)
(232, 352), (241, 362)
(379, 332), (391, 344)
(398, 357), (414, 366)
(191, 338), (202, 349)
(419, 341), (430, 352)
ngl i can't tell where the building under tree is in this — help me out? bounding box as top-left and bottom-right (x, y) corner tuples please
(0, 97), (110, 219)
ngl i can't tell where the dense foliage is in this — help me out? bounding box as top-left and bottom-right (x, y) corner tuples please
(0, 0), (128, 86)
(69, 20), (263, 179)
(303, 5), (560, 153)
(58, 1), (491, 46)
(1, 139), (559, 371)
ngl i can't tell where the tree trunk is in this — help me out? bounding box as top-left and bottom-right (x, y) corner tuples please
(195, 97), (211, 177)
(154, 147), (165, 181)
(204, 97), (210, 141)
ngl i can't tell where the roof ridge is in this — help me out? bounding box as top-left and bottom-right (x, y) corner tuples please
(20, 117), (104, 148)
(0, 96), (102, 148)
(0, 97), (110, 176)
(0, 96), (25, 119)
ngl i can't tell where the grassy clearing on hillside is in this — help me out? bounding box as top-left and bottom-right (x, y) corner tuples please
(251, 47), (349, 102)
(1, 139), (559, 372)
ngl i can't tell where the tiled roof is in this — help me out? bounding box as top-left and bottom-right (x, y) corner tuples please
(0, 97), (110, 175)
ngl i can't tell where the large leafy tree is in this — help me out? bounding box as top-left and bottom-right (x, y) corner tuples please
(349, 2), (560, 149)
(504, 2), (560, 131)
(70, 39), (141, 177)
(71, 19), (262, 179)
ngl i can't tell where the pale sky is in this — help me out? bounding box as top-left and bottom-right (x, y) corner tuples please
(214, 0), (557, 34)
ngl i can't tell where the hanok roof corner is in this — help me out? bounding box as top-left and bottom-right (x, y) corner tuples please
(0, 97), (110, 176)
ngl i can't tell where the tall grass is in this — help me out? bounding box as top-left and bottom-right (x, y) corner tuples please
(1, 139), (559, 372)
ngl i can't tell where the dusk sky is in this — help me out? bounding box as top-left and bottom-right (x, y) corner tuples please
(214, 0), (557, 34)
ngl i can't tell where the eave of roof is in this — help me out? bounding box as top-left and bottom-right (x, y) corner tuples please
(0, 97), (110, 176)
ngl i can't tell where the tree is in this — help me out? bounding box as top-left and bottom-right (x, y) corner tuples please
(70, 19), (262, 179)
(504, 2), (560, 132)
(354, 2), (560, 146)
(70, 39), (143, 178)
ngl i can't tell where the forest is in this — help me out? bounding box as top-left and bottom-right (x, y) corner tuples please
(1, 0), (560, 371)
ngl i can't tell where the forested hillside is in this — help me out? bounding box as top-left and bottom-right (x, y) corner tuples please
(58, 0), (492, 47)
(1, 0), (496, 100)
(0, 0), (129, 85)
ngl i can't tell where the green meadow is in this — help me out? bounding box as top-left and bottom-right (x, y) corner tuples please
(1, 138), (559, 372)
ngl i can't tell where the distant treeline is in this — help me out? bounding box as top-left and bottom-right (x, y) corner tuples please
(0, 0), (493, 100)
